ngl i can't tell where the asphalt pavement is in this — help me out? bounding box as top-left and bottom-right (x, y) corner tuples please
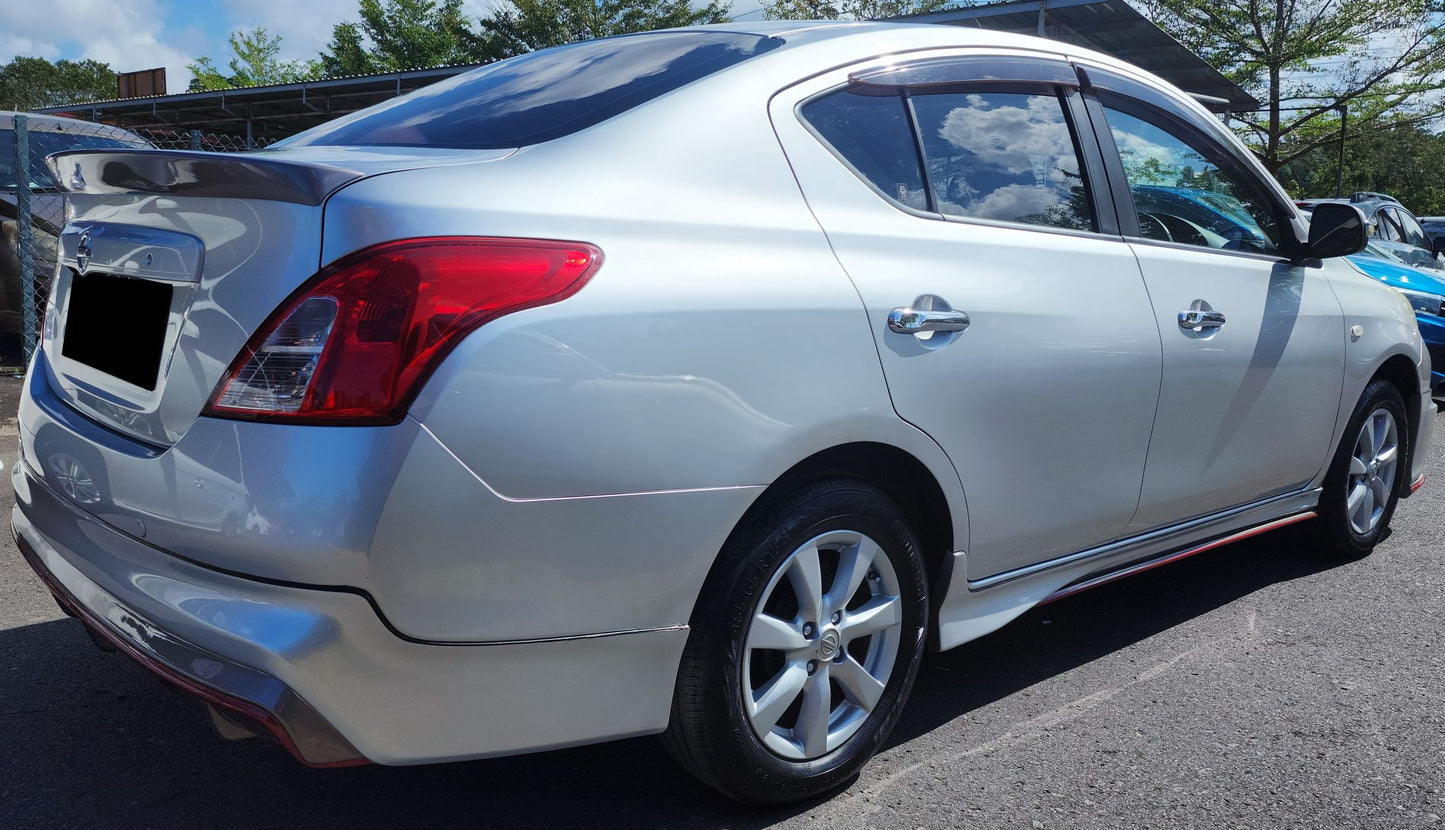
(1, 375), (1441, 829)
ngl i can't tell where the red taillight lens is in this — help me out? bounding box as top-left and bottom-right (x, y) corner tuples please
(203, 237), (602, 424)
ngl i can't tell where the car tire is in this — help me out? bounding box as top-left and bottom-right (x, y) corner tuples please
(661, 478), (928, 803)
(1313, 379), (1408, 558)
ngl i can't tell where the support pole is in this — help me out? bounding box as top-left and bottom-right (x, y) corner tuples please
(1335, 104), (1348, 198)
(13, 114), (36, 363)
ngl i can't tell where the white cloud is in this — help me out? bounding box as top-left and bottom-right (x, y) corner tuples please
(220, 0), (359, 62)
(1, 0), (199, 93)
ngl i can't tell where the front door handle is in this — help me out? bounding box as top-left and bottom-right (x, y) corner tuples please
(888, 307), (971, 334)
(1178, 308), (1226, 331)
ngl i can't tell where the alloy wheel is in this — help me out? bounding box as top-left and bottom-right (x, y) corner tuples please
(1346, 407), (1399, 536)
(741, 529), (903, 761)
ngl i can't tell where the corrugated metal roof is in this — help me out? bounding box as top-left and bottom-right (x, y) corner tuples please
(898, 0), (1259, 111)
(31, 64), (484, 141)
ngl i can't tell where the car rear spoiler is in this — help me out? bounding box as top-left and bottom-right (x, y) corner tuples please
(45, 149), (366, 207)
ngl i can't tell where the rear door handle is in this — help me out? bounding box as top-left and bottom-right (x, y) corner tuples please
(888, 307), (971, 334)
(1178, 308), (1226, 331)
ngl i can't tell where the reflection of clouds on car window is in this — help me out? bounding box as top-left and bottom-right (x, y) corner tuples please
(914, 91), (1091, 231)
(1109, 127), (1197, 184)
(936, 94), (1072, 179)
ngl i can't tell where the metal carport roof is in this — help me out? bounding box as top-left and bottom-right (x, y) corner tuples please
(897, 0), (1260, 112)
(32, 65), (484, 144)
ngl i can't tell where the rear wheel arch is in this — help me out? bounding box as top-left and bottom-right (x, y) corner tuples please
(758, 442), (954, 595)
(677, 440), (956, 662)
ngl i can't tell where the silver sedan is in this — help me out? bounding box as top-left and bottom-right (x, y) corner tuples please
(12, 22), (1432, 803)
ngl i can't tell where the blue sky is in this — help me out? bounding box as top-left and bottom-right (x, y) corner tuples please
(0, 0), (496, 93)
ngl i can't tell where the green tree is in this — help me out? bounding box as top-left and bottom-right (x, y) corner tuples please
(320, 0), (494, 76)
(1142, 0), (1445, 173)
(0, 57), (116, 110)
(1279, 124), (1445, 214)
(762, 0), (955, 21)
(478, 0), (729, 58)
(187, 28), (322, 90)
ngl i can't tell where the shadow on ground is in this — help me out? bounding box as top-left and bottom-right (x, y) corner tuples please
(0, 531), (1340, 829)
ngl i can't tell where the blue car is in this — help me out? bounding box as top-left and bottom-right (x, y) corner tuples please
(1349, 242), (1445, 396)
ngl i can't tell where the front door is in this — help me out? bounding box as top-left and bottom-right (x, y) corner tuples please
(1080, 69), (1345, 531)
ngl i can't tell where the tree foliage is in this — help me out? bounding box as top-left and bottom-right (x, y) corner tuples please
(188, 28), (321, 91)
(0, 57), (116, 110)
(1279, 123), (1445, 214)
(762, 0), (955, 21)
(320, 0), (494, 76)
(1142, 0), (1445, 172)
(479, 0), (729, 58)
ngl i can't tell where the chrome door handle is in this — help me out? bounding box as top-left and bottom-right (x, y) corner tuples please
(888, 307), (971, 334)
(1178, 309), (1226, 330)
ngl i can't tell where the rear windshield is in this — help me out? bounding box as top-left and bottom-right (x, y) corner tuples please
(0, 129), (150, 190)
(278, 31), (782, 150)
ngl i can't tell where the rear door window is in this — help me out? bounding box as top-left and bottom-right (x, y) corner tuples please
(910, 90), (1094, 231)
(280, 32), (780, 150)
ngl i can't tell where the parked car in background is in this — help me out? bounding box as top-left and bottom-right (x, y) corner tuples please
(1419, 215), (1445, 242)
(1347, 241), (1445, 396)
(12, 23), (1434, 803)
(1297, 193), (1443, 271)
(0, 113), (151, 364)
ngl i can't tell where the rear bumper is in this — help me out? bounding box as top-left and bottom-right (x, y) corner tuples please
(12, 457), (689, 765)
(15, 529), (366, 767)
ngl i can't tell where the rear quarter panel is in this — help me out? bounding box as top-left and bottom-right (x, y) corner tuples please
(321, 65), (971, 639)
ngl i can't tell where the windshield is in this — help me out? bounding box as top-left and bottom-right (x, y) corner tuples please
(0, 129), (150, 190)
(278, 31), (781, 150)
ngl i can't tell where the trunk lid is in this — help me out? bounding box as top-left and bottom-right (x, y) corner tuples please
(40, 147), (508, 445)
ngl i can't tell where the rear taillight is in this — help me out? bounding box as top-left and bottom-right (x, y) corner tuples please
(203, 237), (601, 424)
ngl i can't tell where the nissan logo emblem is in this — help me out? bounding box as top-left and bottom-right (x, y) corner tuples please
(76, 231), (92, 274)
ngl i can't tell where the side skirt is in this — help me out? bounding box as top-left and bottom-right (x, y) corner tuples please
(932, 488), (1321, 651)
(1039, 512), (1316, 605)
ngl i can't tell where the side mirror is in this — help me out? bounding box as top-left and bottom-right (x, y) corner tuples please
(1302, 202), (1369, 260)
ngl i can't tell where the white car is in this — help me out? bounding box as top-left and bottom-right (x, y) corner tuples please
(13, 22), (1431, 803)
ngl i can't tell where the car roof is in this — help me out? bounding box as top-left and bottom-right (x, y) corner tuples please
(1297, 193), (1414, 214)
(0, 110), (146, 143)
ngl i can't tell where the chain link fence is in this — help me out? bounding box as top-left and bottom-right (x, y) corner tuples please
(1, 115), (268, 368)
(130, 128), (275, 152)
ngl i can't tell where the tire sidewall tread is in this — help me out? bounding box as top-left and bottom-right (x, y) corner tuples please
(662, 478), (928, 803)
(1315, 379), (1408, 559)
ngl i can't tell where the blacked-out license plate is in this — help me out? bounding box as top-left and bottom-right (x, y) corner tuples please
(61, 272), (172, 391)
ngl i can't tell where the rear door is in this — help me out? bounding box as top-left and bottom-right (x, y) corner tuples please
(771, 51), (1162, 580)
(1077, 64), (1345, 531)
